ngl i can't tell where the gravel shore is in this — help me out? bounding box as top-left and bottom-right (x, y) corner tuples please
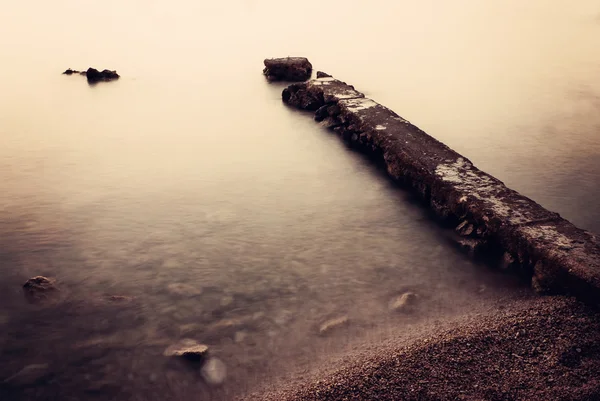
(251, 296), (600, 401)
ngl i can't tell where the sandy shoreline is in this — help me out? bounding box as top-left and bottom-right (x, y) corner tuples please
(249, 296), (600, 401)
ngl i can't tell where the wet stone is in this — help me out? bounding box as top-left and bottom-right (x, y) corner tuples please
(389, 292), (418, 312)
(23, 276), (58, 304)
(263, 57), (312, 82)
(63, 67), (120, 83)
(319, 316), (349, 335)
(201, 358), (227, 385)
(86, 68), (120, 83)
(163, 339), (209, 361)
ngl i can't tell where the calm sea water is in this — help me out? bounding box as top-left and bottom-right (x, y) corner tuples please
(1, 1), (599, 400)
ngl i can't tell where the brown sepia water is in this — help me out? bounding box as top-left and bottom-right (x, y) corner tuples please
(1, 1), (599, 400)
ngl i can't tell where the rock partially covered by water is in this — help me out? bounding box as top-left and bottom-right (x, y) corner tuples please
(389, 292), (418, 312)
(263, 57), (312, 82)
(86, 68), (120, 83)
(163, 339), (208, 361)
(63, 68), (120, 83)
(23, 276), (58, 304)
(62, 68), (81, 75)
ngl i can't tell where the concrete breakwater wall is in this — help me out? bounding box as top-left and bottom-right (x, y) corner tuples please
(282, 75), (600, 304)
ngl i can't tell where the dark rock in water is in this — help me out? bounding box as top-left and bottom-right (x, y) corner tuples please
(163, 339), (208, 361)
(23, 276), (55, 291)
(86, 68), (120, 83)
(23, 276), (58, 303)
(63, 67), (120, 83)
(263, 57), (312, 82)
(316, 71), (332, 78)
(3, 364), (50, 387)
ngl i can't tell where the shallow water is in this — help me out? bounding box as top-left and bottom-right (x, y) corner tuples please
(0, 1), (599, 400)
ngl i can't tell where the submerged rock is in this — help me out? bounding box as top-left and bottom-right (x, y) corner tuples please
(163, 339), (208, 361)
(23, 276), (58, 304)
(319, 316), (349, 335)
(220, 295), (234, 307)
(3, 364), (50, 387)
(105, 295), (134, 303)
(167, 283), (202, 297)
(234, 331), (247, 343)
(201, 358), (227, 385)
(316, 71), (332, 78)
(263, 57), (312, 82)
(62, 68), (80, 75)
(389, 292), (417, 312)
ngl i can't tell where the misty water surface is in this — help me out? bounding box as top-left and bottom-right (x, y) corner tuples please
(0, 1), (599, 400)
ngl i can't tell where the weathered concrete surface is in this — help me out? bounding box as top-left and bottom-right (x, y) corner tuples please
(263, 57), (312, 82)
(282, 75), (600, 303)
